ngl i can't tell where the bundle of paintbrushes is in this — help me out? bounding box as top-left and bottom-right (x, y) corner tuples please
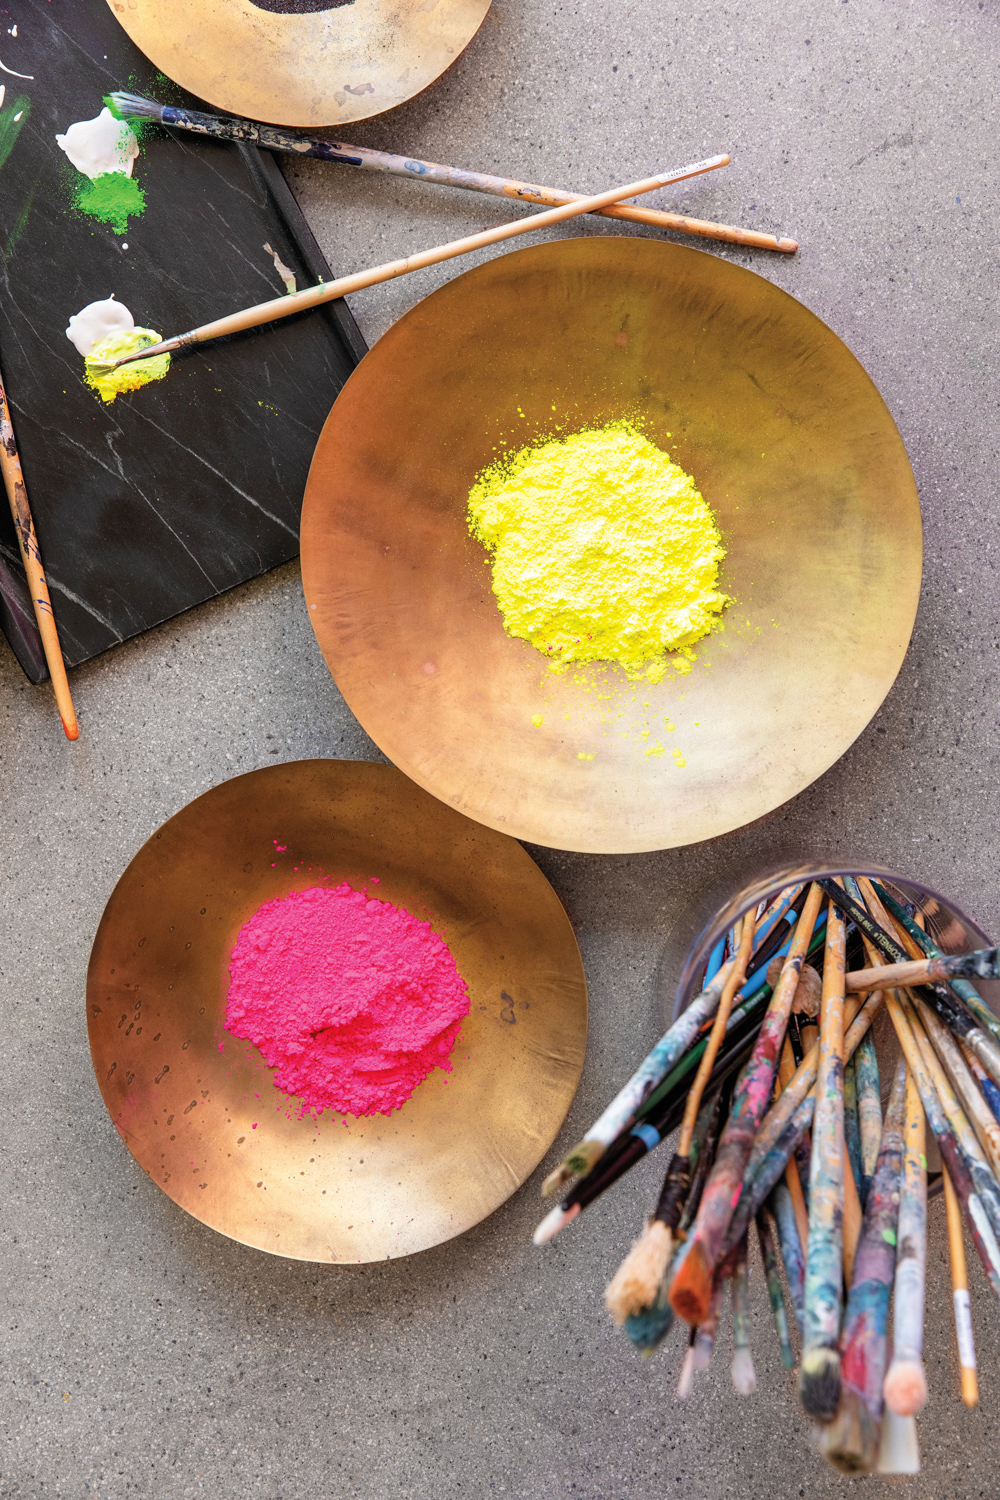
(534, 876), (1000, 1475)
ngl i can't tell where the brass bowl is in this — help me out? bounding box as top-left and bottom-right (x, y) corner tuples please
(105, 0), (491, 128)
(301, 237), (922, 854)
(87, 760), (587, 1262)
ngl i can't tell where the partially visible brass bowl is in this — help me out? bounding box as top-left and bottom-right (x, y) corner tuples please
(87, 760), (587, 1262)
(301, 237), (922, 854)
(106, 0), (491, 127)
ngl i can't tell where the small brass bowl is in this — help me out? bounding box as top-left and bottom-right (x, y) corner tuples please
(301, 237), (922, 853)
(87, 760), (587, 1262)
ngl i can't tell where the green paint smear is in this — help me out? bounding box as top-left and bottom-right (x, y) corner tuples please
(0, 94), (31, 173)
(4, 183), (35, 259)
(85, 328), (170, 405)
(74, 171), (146, 234)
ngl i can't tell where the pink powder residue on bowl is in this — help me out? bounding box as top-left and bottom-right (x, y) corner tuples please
(225, 883), (470, 1117)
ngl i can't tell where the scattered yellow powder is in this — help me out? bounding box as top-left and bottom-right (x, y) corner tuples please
(531, 714), (543, 727)
(468, 423), (729, 683)
(85, 327), (171, 404)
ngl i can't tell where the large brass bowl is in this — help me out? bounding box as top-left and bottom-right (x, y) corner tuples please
(301, 237), (922, 853)
(87, 760), (587, 1262)
(105, 0), (491, 127)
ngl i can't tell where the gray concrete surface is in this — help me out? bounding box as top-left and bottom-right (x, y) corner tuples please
(2, 0), (1000, 1494)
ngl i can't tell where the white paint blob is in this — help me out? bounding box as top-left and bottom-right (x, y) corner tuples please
(65, 296), (134, 357)
(55, 108), (138, 179)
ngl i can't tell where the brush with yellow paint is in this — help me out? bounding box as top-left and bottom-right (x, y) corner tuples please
(87, 155), (730, 373)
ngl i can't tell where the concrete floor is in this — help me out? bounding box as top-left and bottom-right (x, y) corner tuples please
(2, 0), (1000, 1494)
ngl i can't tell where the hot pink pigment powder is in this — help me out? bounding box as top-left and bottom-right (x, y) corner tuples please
(225, 883), (470, 1117)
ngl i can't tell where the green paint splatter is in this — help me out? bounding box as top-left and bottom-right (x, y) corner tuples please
(85, 328), (170, 405)
(0, 94), (31, 173)
(74, 171), (146, 234)
(4, 182), (35, 258)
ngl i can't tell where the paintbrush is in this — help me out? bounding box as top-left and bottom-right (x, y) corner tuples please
(820, 1059), (907, 1474)
(769, 1179), (805, 1331)
(87, 155), (730, 373)
(844, 947), (1000, 991)
(729, 1235), (756, 1394)
(604, 909), (757, 1324)
(0, 360), (78, 738)
(109, 91), (798, 255)
(942, 1163), (979, 1406)
(854, 1031), (882, 1206)
(883, 1065), (929, 1417)
(757, 1209), (795, 1368)
(798, 894), (848, 1422)
(621, 1091), (725, 1353)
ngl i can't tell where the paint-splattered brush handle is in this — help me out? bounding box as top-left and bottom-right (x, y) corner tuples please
(757, 1211), (795, 1368)
(822, 1060), (906, 1473)
(884, 1067), (928, 1411)
(144, 100), (797, 253)
(723, 1095), (814, 1256)
(799, 897), (848, 1422)
(854, 1030), (882, 1206)
(0, 366), (78, 738)
(769, 1180), (806, 1330)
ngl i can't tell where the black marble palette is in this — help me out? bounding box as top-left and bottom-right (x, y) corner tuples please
(0, 0), (366, 680)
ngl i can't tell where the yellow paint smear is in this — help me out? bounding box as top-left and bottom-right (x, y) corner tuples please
(468, 424), (729, 683)
(85, 327), (171, 405)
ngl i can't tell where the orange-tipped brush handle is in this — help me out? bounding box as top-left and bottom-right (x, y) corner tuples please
(0, 366), (78, 739)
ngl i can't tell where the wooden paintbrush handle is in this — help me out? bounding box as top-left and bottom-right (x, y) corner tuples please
(138, 156), (731, 363)
(0, 371), (78, 739)
(249, 117), (798, 252)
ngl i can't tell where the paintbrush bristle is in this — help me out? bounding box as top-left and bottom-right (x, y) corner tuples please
(623, 1289), (675, 1353)
(604, 1220), (673, 1325)
(108, 91), (166, 122)
(799, 1346), (842, 1421)
(819, 1386), (880, 1474)
(730, 1347), (757, 1395)
(876, 1410), (920, 1475)
(883, 1356), (928, 1417)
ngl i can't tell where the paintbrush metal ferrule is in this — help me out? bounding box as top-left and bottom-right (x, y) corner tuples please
(99, 332), (195, 370)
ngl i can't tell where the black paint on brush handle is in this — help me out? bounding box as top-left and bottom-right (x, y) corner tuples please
(161, 105), (366, 167)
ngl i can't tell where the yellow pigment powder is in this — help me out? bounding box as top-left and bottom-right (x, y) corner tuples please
(467, 424), (729, 683)
(85, 327), (171, 405)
